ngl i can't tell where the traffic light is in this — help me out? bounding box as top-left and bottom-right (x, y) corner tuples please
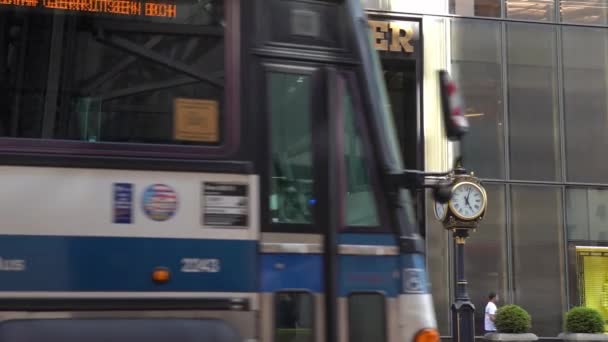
(438, 70), (468, 141)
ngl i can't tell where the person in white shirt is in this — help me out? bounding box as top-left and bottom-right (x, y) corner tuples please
(484, 292), (499, 333)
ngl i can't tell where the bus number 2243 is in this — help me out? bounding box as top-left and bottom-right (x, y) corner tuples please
(180, 258), (221, 273)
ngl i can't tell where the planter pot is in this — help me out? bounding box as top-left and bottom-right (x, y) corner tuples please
(558, 333), (608, 342)
(483, 333), (539, 342)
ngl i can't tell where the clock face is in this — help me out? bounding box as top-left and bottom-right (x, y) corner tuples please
(449, 182), (486, 220)
(434, 201), (447, 221)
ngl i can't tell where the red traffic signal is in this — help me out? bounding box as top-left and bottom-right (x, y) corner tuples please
(438, 70), (468, 141)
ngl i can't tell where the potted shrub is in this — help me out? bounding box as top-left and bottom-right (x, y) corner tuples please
(484, 304), (538, 341)
(559, 306), (608, 342)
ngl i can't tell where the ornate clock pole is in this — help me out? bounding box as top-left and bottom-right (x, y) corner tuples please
(390, 70), (484, 342)
(434, 160), (487, 342)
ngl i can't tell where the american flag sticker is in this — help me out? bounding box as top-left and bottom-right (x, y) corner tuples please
(142, 184), (178, 222)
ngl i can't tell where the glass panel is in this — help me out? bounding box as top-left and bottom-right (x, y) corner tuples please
(567, 188), (608, 241)
(580, 190), (608, 241)
(511, 186), (565, 336)
(451, 19), (505, 179)
(384, 65), (418, 170)
(269, 73), (313, 224)
(343, 87), (380, 227)
(449, 0), (501, 17)
(506, 0), (554, 20)
(561, 0), (608, 24)
(563, 27), (608, 183)
(275, 292), (314, 342)
(567, 188), (591, 241)
(506, 23), (560, 181)
(0, 2), (225, 144)
(384, 64), (423, 225)
(426, 190), (451, 335)
(348, 293), (386, 342)
(464, 184), (507, 336)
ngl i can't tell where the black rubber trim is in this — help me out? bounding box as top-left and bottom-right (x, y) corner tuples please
(0, 153), (254, 174)
(0, 298), (250, 311)
(399, 236), (426, 254)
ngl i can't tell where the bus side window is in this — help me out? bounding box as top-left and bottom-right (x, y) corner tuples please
(343, 88), (380, 227)
(267, 73), (314, 225)
(348, 292), (387, 342)
(274, 291), (314, 342)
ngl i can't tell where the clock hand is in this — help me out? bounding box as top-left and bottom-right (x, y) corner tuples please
(465, 191), (473, 211)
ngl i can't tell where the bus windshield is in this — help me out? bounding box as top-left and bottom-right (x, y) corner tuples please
(0, 0), (227, 145)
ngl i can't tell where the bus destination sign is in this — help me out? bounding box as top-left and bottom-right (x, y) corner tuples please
(0, 0), (176, 18)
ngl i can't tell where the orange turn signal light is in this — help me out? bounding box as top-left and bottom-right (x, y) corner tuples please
(152, 267), (171, 284)
(415, 328), (440, 342)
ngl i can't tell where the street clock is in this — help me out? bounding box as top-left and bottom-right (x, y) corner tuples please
(434, 174), (487, 230)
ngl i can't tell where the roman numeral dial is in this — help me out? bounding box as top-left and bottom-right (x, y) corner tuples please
(448, 181), (486, 221)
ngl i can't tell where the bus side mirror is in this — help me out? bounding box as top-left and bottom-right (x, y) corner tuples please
(438, 70), (468, 142)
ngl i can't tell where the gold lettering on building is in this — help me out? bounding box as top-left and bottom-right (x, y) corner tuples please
(368, 20), (415, 54)
(389, 22), (414, 53)
(369, 20), (389, 51)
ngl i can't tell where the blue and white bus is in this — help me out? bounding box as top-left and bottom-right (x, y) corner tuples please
(0, 0), (456, 341)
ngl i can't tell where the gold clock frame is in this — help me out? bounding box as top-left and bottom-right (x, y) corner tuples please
(448, 180), (488, 221)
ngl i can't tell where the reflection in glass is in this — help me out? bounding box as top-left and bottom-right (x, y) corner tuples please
(426, 190), (451, 335)
(451, 19), (505, 179)
(561, 0), (608, 24)
(506, 0), (554, 20)
(275, 292), (314, 342)
(449, 0), (501, 17)
(384, 65), (418, 170)
(384, 65), (423, 225)
(511, 186), (565, 336)
(343, 89), (380, 227)
(567, 188), (608, 241)
(567, 188), (590, 241)
(348, 293), (387, 342)
(0, 3), (225, 144)
(506, 23), (560, 181)
(563, 27), (608, 183)
(268, 73), (313, 224)
(464, 184), (507, 336)
(363, 0), (447, 14)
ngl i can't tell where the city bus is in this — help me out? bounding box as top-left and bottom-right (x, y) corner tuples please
(0, 0), (461, 341)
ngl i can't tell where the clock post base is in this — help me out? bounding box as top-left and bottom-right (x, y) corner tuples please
(451, 300), (476, 342)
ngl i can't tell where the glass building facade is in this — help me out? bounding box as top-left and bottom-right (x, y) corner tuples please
(364, 0), (608, 338)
